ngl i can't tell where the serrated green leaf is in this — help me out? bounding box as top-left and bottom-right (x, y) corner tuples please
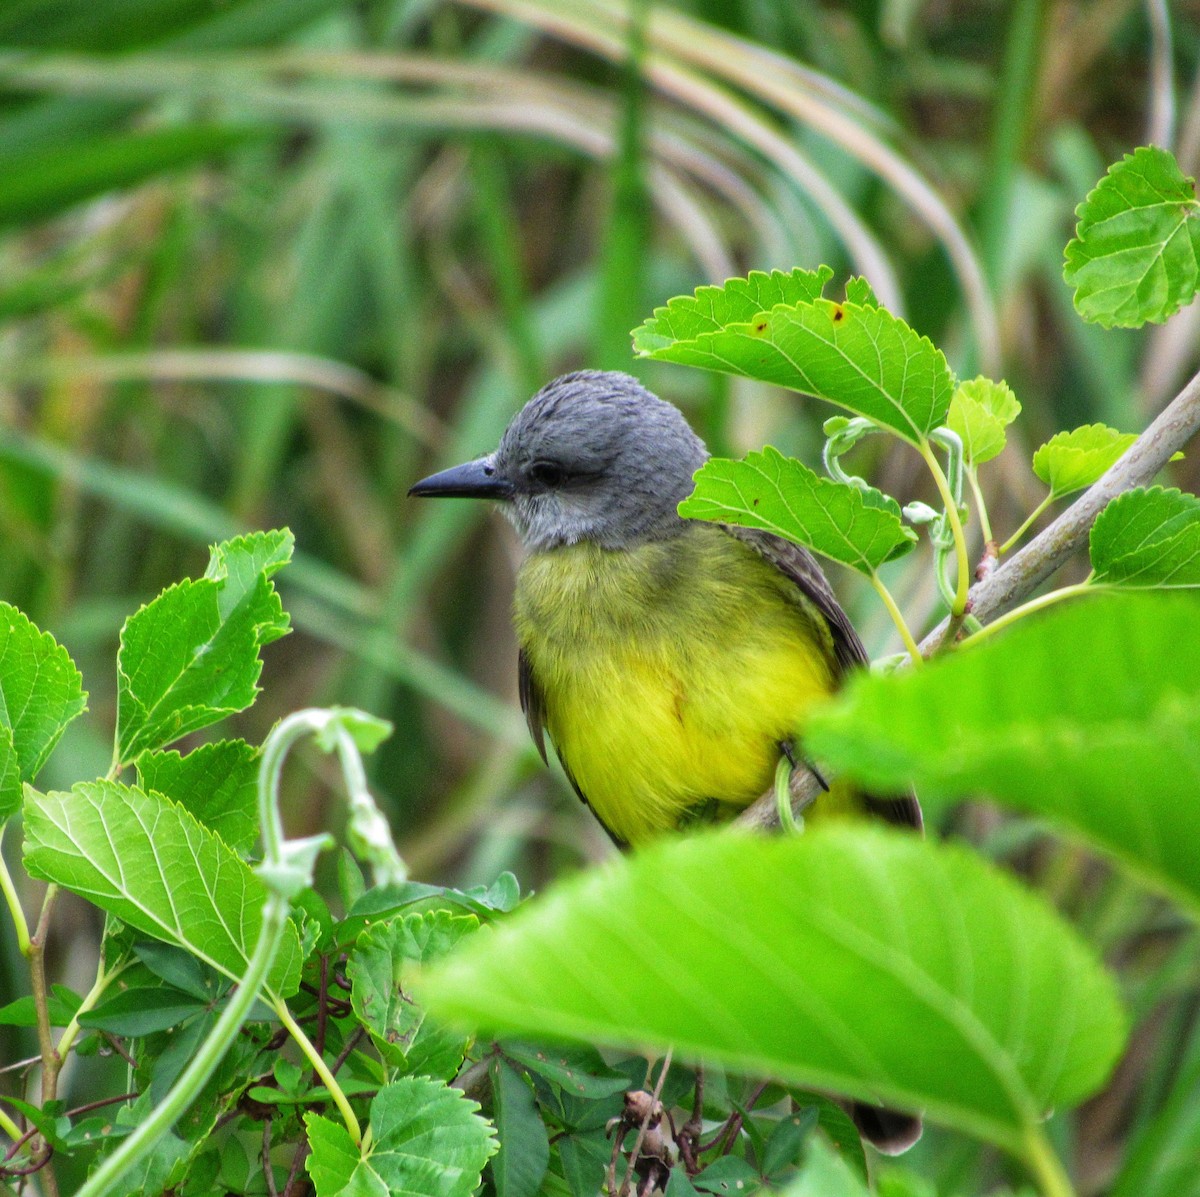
(1032, 424), (1137, 498)
(312, 707), (393, 755)
(807, 591), (1200, 914)
(305, 1077), (498, 1197)
(491, 1059), (550, 1197)
(1090, 487), (1200, 587)
(632, 268), (834, 352)
(115, 530), (293, 763)
(1064, 145), (1200, 327)
(348, 911), (477, 1069)
(947, 378), (1021, 467)
(420, 827), (1125, 1156)
(634, 276), (953, 444)
(23, 781), (301, 997)
(680, 448), (916, 575)
(0, 603), (87, 820)
(136, 740), (259, 852)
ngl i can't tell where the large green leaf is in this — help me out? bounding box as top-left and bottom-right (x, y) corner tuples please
(304, 1077), (498, 1197)
(679, 448), (916, 575)
(23, 781), (301, 997)
(115, 530), (292, 763)
(633, 274), (951, 444)
(1064, 146), (1200, 327)
(0, 603), (87, 820)
(1090, 487), (1200, 587)
(420, 826), (1125, 1156)
(807, 591), (1200, 913)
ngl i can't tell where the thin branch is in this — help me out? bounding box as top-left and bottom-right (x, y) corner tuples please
(921, 365), (1200, 652)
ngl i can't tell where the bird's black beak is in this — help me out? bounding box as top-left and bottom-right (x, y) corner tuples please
(408, 456), (514, 500)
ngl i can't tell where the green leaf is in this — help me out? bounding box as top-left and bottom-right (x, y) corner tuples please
(1064, 145), (1200, 327)
(679, 448), (917, 575)
(947, 377), (1021, 467)
(501, 1041), (629, 1099)
(305, 1077), (498, 1197)
(0, 984), (80, 1027)
(634, 275), (952, 444)
(787, 1094), (867, 1183)
(0, 603), (87, 820)
(1031, 424), (1137, 498)
(136, 740), (260, 853)
(79, 984), (207, 1038)
(807, 590), (1200, 914)
(115, 530), (293, 763)
(491, 1059), (550, 1197)
(420, 827), (1125, 1156)
(1090, 487), (1200, 587)
(632, 268), (835, 351)
(347, 911), (477, 1069)
(23, 781), (302, 997)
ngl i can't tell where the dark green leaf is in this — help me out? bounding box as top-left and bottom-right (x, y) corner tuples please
(0, 983), (80, 1027)
(807, 591), (1200, 914)
(491, 1058), (550, 1197)
(502, 1041), (629, 1099)
(421, 827), (1125, 1155)
(79, 984), (206, 1037)
(1064, 145), (1200, 327)
(680, 449), (916, 575)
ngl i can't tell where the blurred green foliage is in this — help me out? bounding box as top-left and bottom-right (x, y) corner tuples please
(0, 1), (1197, 1192)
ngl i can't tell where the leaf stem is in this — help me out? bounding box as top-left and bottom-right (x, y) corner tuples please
(774, 755), (801, 834)
(1023, 1124), (1076, 1197)
(1000, 493), (1054, 555)
(0, 1104), (24, 1145)
(966, 466), (994, 546)
(0, 825), (31, 955)
(869, 573), (924, 666)
(962, 582), (1095, 646)
(919, 440), (970, 616)
(271, 996), (362, 1145)
(55, 957), (129, 1065)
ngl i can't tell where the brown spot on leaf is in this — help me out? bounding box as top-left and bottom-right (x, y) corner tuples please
(754, 321), (767, 332)
(832, 304), (845, 322)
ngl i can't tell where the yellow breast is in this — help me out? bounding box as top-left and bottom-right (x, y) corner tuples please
(514, 526), (841, 846)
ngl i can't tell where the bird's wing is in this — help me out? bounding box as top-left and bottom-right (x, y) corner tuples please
(517, 648), (629, 848)
(720, 524), (923, 831)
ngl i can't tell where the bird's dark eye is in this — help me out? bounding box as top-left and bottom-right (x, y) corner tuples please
(528, 461), (567, 488)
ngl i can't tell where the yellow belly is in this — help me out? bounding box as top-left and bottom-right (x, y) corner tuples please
(514, 527), (842, 846)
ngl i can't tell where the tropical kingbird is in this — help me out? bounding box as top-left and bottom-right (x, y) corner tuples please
(410, 369), (922, 1152)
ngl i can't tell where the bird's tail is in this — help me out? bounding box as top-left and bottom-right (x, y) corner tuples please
(849, 1101), (923, 1155)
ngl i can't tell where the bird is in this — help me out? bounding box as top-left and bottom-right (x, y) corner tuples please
(409, 369), (922, 1152)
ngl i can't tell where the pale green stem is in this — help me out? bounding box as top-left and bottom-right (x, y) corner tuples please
(1023, 1124), (1077, 1197)
(76, 890), (293, 1197)
(966, 466), (995, 546)
(0, 1105), (24, 1146)
(774, 755), (801, 835)
(919, 440), (971, 616)
(1000, 493), (1054, 555)
(869, 572), (925, 666)
(0, 825), (31, 955)
(271, 996), (362, 1144)
(55, 958), (130, 1064)
(964, 582), (1095, 646)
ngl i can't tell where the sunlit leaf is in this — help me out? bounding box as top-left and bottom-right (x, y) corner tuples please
(0, 603), (87, 820)
(421, 827), (1125, 1155)
(1090, 487), (1200, 587)
(23, 781), (302, 996)
(807, 591), (1200, 914)
(680, 448), (916, 575)
(634, 275), (951, 443)
(1064, 145), (1200, 327)
(947, 377), (1021, 467)
(1032, 424), (1136, 498)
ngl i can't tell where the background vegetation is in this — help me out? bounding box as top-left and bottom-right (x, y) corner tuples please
(0, 0), (1197, 1193)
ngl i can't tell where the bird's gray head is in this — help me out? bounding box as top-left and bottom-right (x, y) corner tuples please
(409, 371), (709, 551)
